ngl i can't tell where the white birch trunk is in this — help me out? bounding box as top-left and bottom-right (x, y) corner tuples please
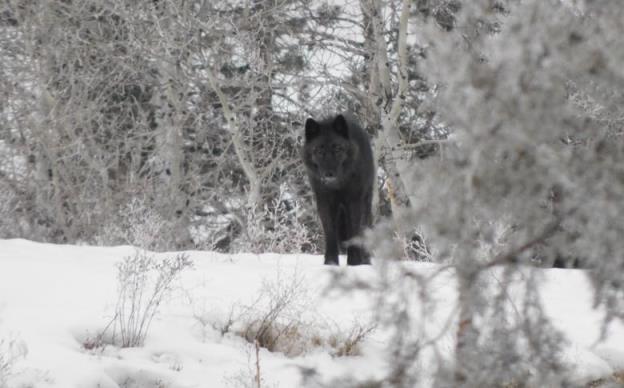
(364, 0), (413, 242)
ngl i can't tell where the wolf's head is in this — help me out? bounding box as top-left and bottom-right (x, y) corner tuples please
(303, 114), (359, 188)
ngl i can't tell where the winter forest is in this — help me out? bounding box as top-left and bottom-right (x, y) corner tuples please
(1, 0), (624, 387)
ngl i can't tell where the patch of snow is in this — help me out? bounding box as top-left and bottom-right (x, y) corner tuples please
(0, 239), (622, 387)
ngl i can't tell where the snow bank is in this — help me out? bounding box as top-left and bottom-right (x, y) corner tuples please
(0, 239), (622, 387)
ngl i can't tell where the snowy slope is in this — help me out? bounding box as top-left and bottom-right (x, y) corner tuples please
(0, 239), (622, 387)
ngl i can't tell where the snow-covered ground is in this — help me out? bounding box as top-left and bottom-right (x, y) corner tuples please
(0, 239), (623, 387)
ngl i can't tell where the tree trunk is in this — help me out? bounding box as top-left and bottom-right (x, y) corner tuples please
(205, 67), (261, 210)
(155, 58), (193, 248)
(454, 267), (478, 384)
(362, 0), (413, 250)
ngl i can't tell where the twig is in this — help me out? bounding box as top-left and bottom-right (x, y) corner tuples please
(483, 219), (561, 269)
(254, 339), (261, 388)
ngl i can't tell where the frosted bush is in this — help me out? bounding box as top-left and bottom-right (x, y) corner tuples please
(366, 0), (624, 385)
(112, 250), (192, 347)
(0, 334), (28, 386)
(235, 186), (318, 254)
(98, 198), (168, 250)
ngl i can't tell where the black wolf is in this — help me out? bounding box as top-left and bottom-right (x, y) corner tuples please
(302, 114), (374, 265)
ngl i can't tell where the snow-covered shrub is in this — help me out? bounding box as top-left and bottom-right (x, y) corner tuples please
(236, 269), (312, 356)
(112, 250), (192, 347)
(234, 186), (319, 254)
(97, 198), (171, 251)
(203, 269), (375, 358)
(224, 340), (276, 388)
(364, 0), (624, 385)
(192, 183), (319, 255)
(190, 203), (240, 252)
(325, 322), (377, 358)
(0, 334), (27, 386)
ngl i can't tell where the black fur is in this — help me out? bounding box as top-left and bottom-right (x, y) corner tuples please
(302, 114), (375, 265)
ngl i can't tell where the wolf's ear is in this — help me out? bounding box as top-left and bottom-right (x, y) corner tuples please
(333, 114), (349, 139)
(305, 118), (321, 142)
